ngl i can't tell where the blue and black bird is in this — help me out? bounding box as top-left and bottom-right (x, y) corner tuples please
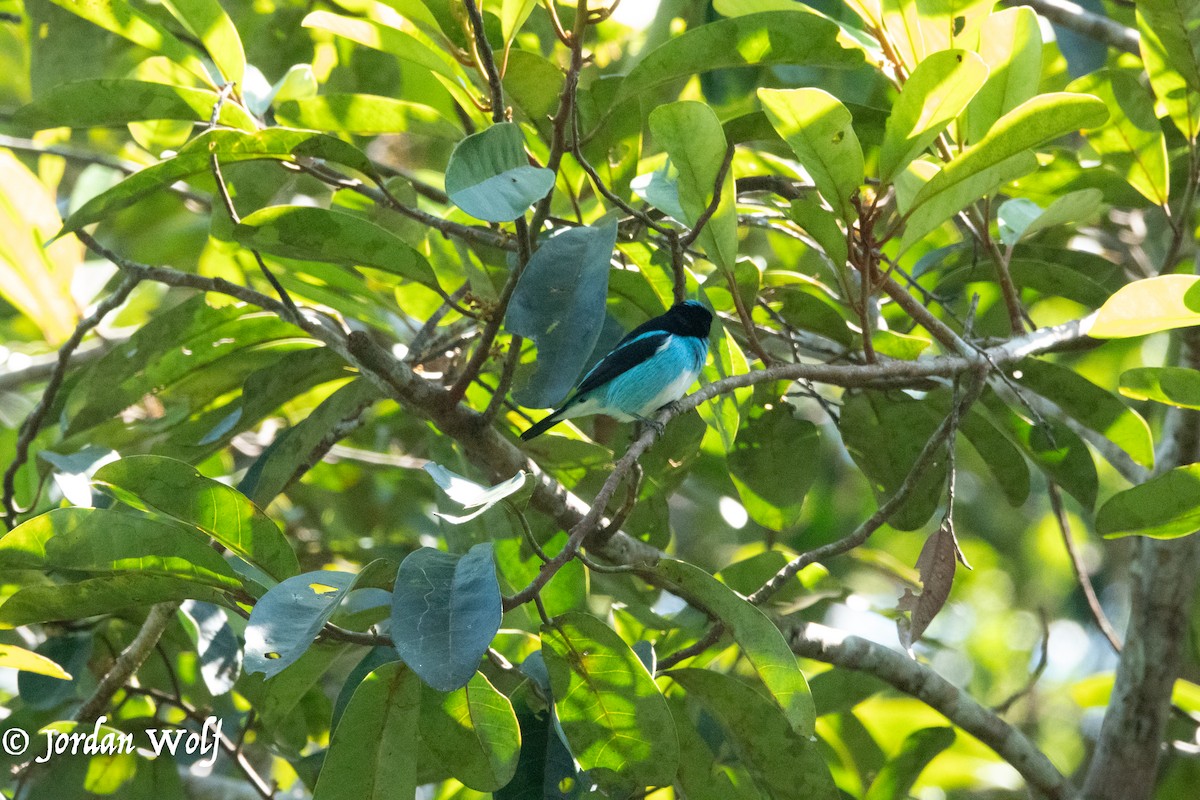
(520, 300), (713, 441)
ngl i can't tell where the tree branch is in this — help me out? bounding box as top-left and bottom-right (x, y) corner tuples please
(74, 602), (181, 724)
(788, 621), (1078, 800)
(1004, 0), (1138, 54)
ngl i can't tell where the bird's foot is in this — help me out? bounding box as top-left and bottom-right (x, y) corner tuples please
(635, 415), (666, 438)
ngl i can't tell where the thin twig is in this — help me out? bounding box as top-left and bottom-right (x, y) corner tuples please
(1050, 483), (1122, 653)
(993, 609), (1052, 714)
(678, 144), (736, 250)
(2, 272), (140, 528)
(481, 334), (523, 426)
(75, 603), (181, 723)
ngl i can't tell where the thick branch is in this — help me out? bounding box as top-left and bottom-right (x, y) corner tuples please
(788, 621), (1077, 800)
(1004, 0), (1138, 54)
(75, 602), (181, 723)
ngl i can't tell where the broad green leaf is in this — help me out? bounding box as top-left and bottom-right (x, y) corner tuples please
(614, 11), (862, 105)
(729, 407), (820, 531)
(1120, 367), (1200, 409)
(301, 10), (476, 111)
(759, 88), (863, 223)
(668, 697), (740, 800)
(504, 49), (565, 132)
(669, 668), (837, 800)
(506, 222), (618, 408)
(881, 0), (925, 71)
(423, 464), (528, 523)
(983, 392), (1098, 509)
(66, 296), (309, 435)
(1068, 70), (1170, 205)
(48, 0), (211, 84)
(541, 612), (679, 791)
(244, 570), (356, 677)
(233, 205), (440, 289)
(94, 455), (299, 581)
(1139, 5), (1200, 141)
(1088, 275), (1200, 338)
(901, 93), (1109, 253)
(0, 150), (79, 344)
(497, 687), (581, 800)
(179, 599), (241, 697)
(1136, 0), (1200, 96)
(0, 644), (71, 679)
(938, 256), (1112, 308)
(839, 391), (946, 530)
(15, 79), (256, 130)
(17, 633), (92, 710)
(158, 0), (245, 86)
(965, 6), (1042, 144)
(656, 559), (817, 734)
(788, 198), (849, 272)
(499, 0), (538, 49)
(239, 378), (383, 505)
(648, 102), (738, 271)
(444, 122), (554, 222)
(864, 727), (956, 800)
(420, 672), (521, 791)
(275, 94), (461, 138)
(0, 576), (225, 627)
(1097, 464), (1200, 540)
(1010, 359), (1153, 470)
(698, 327), (750, 452)
(390, 544), (502, 692)
(312, 662), (420, 800)
(914, 0), (993, 54)
(996, 189), (1103, 247)
(878, 49), (988, 182)
(0, 508), (242, 590)
(62, 128), (378, 234)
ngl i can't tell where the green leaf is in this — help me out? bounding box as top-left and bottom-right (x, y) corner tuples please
(698, 327), (750, 452)
(62, 129), (378, 234)
(1068, 70), (1170, 205)
(839, 391), (946, 530)
(506, 222), (618, 408)
(1139, 4), (1200, 141)
(649, 101), (739, 271)
(965, 6), (1042, 145)
(758, 88), (863, 223)
(1136, 0), (1200, 96)
(494, 533), (586, 618)
(1097, 464), (1200, 540)
(541, 612), (679, 791)
(244, 570), (356, 678)
(1088, 275), (1200, 338)
(423, 464), (528, 523)
(729, 407), (820, 531)
(15, 79), (256, 130)
(878, 49), (988, 182)
(233, 205), (440, 289)
(668, 668), (837, 800)
(444, 122), (554, 222)
(901, 93), (1109, 253)
(615, 11), (862, 105)
(864, 727), (956, 800)
(1120, 367), (1200, 409)
(48, 0), (212, 84)
(238, 378), (383, 505)
(301, 11), (476, 111)
(420, 672), (521, 791)
(656, 559), (816, 734)
(94, 455), (299, 581)
(937, 256), (1112, 308)
(787, 198), (848, 271)
(1011, 358), (1154, 470)
(312, 662), (420, 800)
(0, 508), (242, 590)
(390, 544), (502, 692)
(996, 189), (1103, 247)
(0, 644), (71, 679)
(275, 94), (462, 138)
(65, 296), (308, 435)
(158, 0), (245, 86)
(0, 575), (225, 627)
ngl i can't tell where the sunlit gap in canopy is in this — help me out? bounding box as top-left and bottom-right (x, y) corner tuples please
(610, 0), (661, 30)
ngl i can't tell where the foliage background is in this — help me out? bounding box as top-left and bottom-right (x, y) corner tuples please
(1, 0), (1200, 798)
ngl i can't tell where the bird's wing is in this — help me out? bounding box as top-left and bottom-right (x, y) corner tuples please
(572, 331), (671, 398)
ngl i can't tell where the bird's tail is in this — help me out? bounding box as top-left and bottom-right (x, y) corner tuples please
(520, 410), (564, 441)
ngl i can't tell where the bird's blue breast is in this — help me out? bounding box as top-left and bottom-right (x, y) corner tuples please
(590, 334), (708, 420)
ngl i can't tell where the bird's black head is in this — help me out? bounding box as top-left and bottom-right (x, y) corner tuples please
(663, 300), (712, 339)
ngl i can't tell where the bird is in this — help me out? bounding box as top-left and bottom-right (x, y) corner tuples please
(521, 299), (713, 441)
